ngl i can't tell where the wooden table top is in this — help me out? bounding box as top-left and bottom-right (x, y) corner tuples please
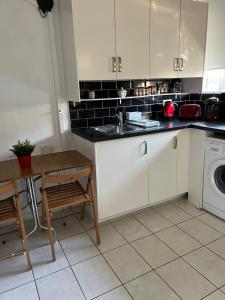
(0, 150), (92, 182)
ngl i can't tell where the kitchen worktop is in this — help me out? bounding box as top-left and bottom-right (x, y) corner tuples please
(72, 120), (225, 142)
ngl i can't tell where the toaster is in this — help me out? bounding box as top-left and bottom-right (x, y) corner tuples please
(179, 104), (202, 119)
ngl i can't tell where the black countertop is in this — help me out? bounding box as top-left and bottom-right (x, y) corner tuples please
(72, 120), (225, 142)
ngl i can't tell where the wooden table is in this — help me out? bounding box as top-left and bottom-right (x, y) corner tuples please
(0, 150), (92, 237)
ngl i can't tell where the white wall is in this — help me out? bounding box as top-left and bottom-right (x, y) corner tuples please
(204, 0), (225, 71)
(0, 0), (70, 161)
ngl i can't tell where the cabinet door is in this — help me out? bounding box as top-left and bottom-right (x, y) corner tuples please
(95, 137), (149, 221)
(150, 0), (180, 79)
(179, 0), (208, 78)
(73, 0), (116, 80)
(148, 131), (178, 204)
(115, 0), (150, 80)
(176, 129), (190, 195)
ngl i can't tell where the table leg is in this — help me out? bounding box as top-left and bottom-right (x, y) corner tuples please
(25, 178), (57, 239)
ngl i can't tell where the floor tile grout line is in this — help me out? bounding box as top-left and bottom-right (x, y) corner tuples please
(180, 256), (220, 291)
(200, 288), (225, 299)
(109, 219), (184, 299)
(2, 199), (225, 298)
(196, 215), (225, 236)
(0, 280), (35, 296)
(131, 211), (225, 295)
(171, 200), (225, 236)
(57, 240), (88, 300)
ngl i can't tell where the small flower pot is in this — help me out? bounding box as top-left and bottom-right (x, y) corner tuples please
(17, 155), (32, 168)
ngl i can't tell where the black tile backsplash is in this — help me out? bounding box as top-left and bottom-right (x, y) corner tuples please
(95, 108), (110, 118)
(70, 79), (224, 129)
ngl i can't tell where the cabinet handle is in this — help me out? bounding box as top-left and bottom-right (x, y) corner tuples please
(143, 141), (148, 155)
(173, 58), (179, 71)
(173, 137), (177, 149)
(117, 56), (122, 72)
(179, 58), (184, 71)
(112, 57), (117, 72)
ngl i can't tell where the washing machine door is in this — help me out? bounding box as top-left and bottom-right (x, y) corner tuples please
(209, 159), (225, 197)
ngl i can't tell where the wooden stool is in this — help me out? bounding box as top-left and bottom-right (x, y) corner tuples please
(0, 181), (31, 269)
(41, 166), (100, 261)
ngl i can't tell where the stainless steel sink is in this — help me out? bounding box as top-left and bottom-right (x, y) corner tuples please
(90, 124), (142, 135)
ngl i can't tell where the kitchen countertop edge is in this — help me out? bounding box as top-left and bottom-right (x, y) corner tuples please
(72, 120), (225, 142)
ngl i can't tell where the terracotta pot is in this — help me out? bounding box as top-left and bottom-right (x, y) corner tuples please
(17, 155), (32, 168)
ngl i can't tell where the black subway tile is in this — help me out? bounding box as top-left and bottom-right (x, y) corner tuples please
(85, 81), (102, 90)
(95, 108), (110, 118)
(190, 93), (201, 100)
(102, 81), (117, 90)
(95, 90), (109, 99)
(108, 90), (119, 98)
(145, 96), (155, 104)
(103, 100), (118, 107)
(118, 99), (132, 107)
(71, 119), (87, 128)
(87, 100), (103, 109)
(125, 106), (138, 112)
(70, 110), (78, 120)
(80, 91), (88, 99)
(78, 109), (94, 119)
(117, 81), (132, 89)
(88, 118), (104, 127)
(79, 82), (85, 91)
(138, 105), (151, 112)
(70, 101), (87, 110)
(132, 98), (145, 106)
(110, 107), (124, 116)
(104, 116), (117, 125)
(151, 104), (163, 112)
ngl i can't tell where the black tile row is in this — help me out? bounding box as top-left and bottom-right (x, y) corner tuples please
(79, 79), (182, 92)
(70, 92), (225, 129)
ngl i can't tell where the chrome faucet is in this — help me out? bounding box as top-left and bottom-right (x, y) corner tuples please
(115, 111), (124, 127)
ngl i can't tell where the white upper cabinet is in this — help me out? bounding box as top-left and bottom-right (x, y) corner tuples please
(73, 0), (116, 81)
(179, 0), (208, 78)
(150, 0), (180, 79)
(115, 0), (150, 80)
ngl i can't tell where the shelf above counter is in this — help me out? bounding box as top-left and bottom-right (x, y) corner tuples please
(78, 93), (189, 102)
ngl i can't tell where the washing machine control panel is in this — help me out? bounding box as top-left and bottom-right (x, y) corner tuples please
(206, 141), (225, 155)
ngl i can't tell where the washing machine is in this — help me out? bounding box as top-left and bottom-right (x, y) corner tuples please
(203, 136), (225, 219)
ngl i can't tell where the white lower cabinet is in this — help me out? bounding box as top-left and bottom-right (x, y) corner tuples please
(148, 131), (178, 204)
(73, 130), (190, 221)
(95, 136), (149, 220)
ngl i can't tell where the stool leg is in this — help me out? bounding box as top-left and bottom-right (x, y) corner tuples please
(90, 179), (100, 245)
(45, 208), (56, 261)
(81, 203), (86, 221)
(16, 204), (32, 269)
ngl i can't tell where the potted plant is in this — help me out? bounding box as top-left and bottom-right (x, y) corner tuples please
(9, 139), (35, 168)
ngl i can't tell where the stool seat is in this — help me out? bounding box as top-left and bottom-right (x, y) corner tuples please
(0, 198), (17, 224)
(45, 181), (89, 211)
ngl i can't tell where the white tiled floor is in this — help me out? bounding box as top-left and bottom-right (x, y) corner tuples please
(2, 198), (225, 299)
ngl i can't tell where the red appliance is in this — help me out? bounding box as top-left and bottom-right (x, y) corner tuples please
(179, 104), (201, 119)
(163, 100), (176, 119)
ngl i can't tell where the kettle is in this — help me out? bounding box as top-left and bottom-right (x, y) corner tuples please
(163, 100), (177, 119)
(205, 97), (220, 121)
